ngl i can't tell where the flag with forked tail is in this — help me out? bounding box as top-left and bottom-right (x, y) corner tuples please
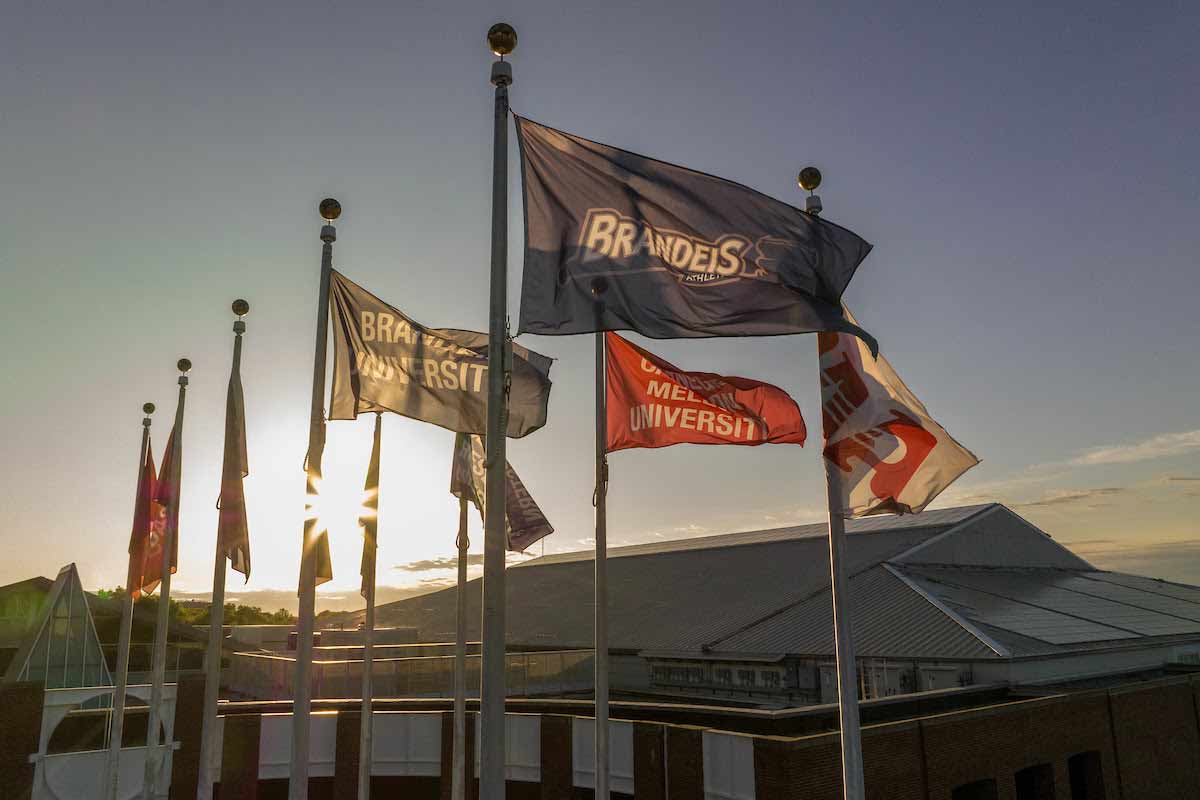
(819, 308), (978, 517)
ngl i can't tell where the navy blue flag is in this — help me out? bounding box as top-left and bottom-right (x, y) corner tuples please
(515, 116), (876, 352)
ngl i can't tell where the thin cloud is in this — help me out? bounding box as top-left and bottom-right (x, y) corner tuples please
(1165, 476), (1200, 482)
(1071, 430), (1200, 466)
(1015, 487), (1126, 509)
(394, 555), (484, 572)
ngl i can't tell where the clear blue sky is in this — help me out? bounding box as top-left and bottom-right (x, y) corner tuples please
(2, 1), (1198, 607)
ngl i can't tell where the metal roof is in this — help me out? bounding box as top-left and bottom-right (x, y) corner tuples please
(365, 503), (1200, 663)
(899, 565), (1200, 655)
(517, 504), (994, 567)
(371, 508), (989, 651)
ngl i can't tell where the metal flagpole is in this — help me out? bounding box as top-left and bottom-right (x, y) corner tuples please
(802, 166), (865, 800)
(144, 359), (191, 800)
(481, 22), (516, 800)
(358, 413), (381, 800)
(198, 301), (249, 800)
(452, 493), (469, 800)
(291, 198), (340, 800)
(105, 402), (154, 800)
(592, 327), (610, 800)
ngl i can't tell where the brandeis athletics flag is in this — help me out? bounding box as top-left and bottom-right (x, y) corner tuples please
(820, 309), (978, 517)
(127, 443), (159, 598)
(329, 271), (553, 437)
(217, 343), (251, 578)
(606, 332), (806, 452)
(515, 116), (875, 351)
(450, 433), (553, 553)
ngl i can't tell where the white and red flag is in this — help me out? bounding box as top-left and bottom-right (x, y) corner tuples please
(819, 310), (978, 517)
(606, 332), (807, 452)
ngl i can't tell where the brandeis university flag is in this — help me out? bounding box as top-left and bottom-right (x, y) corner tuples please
(451, 433), (554, 554)
(515, 116), (875, 352)
(329, 271), (554, 437)
(820, 308), (979, 517)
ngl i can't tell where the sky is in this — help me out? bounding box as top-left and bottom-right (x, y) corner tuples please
(1, 1), (1198, 612)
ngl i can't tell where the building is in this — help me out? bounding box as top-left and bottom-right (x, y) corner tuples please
(354, 504), (1200, 705)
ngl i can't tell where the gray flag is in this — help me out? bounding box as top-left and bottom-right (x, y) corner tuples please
(515, 116), (876, 353)
(451, 433), (554, 554)
(329, 271), (554, 437)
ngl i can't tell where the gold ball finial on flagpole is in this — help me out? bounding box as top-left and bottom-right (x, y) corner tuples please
(177, 358), (192, 374)
(798, 167), (822, 193)
(487, 23), (517, 57)
(319, 198), (342, 222)
(143, 402), (156, 415)
(232, 299), (250, 317)
(798, 166), (823, 215)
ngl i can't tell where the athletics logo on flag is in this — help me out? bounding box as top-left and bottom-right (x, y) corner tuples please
(606, 332), (806, 452)
(515, 116), (875, 351)
(820, 309), (978, 517)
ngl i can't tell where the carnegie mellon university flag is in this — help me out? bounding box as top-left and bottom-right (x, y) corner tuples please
(820, 309), (978, 517)
(451, 433), (554, 553)
(330, 271), (553, 438)
(515, 116), (875, 352)
(606, 333), (806, 452)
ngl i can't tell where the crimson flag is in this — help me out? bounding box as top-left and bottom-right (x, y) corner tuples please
(126, 443), (158, 598)
(606, 332), (807, 452)
(140, 428), (180, 596)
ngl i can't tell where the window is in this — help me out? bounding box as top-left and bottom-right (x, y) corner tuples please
(1015, 763), (1055, 800)
(761, 671), (781, 688)
(1068, 752), (1105, 800)
(687, 667), (704, 684)
(952, 779), (998, 800)
(652, 666), (669, 683)
(737, 669), (756, 687)
(714, 668), (732, 685)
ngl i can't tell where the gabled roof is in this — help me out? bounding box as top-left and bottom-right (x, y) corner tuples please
(369, 505), (996, 651)
(365, 503), (1200, 663)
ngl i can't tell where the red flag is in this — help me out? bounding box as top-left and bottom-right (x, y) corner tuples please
(141, 427), (180, 595)
(126, 443), (158, 598)
(606, 332), (806, 452)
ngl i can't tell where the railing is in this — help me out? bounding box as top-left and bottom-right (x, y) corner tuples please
(226, 648), (594, 700)
(31, 684), (178, 800)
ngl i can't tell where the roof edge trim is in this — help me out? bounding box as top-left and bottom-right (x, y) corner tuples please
(883, 563), (1012, 658)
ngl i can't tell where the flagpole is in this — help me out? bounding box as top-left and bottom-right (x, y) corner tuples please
(592, 326), (610, 800)
(452, 492), (469, 800)
(197, 301), (249, 800)
(481, 22), (516, 800)
(105, 402), (154, 800)
(358, 413), (381, 800)
(144, 359), (191, 800)
(802, 166), (865, 800)
(291, 198), (340, 800)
